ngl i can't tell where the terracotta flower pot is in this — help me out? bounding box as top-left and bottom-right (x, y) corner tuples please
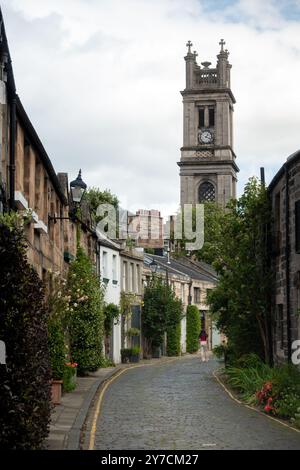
(51, 380), (63, 405)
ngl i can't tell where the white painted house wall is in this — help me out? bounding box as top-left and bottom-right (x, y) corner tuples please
(180, 315), (187, 354)
(98, 236), (121, 364)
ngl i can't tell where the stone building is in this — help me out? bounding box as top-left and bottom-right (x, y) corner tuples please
(120, 247), (144, 353)
(269, 150), (300, 364)
(127, 209), (164, 249)
(178, 39), (239, 207)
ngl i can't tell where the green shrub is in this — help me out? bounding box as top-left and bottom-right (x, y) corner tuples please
(226, 363), (273, 403)
(212, 344), (227, 359)
(126, 327), (140, 337)
(167, 322), (181, 356)
(292, 407), (300, 429)
(99, 356), (115, 368)
(234, 353), (264, 369)
(121, 348), (132, 362)
(131, 346), (141, 356)
(0, 217), (51, 449)
(67, 247), (105, 375)
(48, 317), (66, 380)
(62, 364), (77, 393)
(186, 305), (200, 354)
(272, 365), (300, 418)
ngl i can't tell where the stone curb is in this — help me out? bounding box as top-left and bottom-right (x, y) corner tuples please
(66, 366), (124, 450)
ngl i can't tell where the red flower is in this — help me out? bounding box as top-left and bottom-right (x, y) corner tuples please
(65, 361), (78, 368)
(264, 405), (272, 413)
(264, 381), (272, 392)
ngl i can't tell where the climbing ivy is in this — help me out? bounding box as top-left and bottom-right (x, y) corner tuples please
(186, 305), (200, 354)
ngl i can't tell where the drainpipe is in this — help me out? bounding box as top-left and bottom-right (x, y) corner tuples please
(285, 165), (292, 362)
(9, 93), (16, 211)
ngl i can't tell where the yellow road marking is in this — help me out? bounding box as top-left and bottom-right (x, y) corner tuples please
(88, 357), (181, 450)
(213, 369), (300, 435)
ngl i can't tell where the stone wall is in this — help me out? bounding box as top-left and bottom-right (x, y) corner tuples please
(270, 152), (300, 363)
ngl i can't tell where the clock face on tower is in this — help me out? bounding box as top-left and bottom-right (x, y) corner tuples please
(199, 130), (213, 144)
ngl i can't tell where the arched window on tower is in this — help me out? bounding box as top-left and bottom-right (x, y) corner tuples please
(198, 182), (215, 203)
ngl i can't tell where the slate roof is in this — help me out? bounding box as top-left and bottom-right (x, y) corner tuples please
(144, 254), (217, 284)
(268, 150), (300, 191)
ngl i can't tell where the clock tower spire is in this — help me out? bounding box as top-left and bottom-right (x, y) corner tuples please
(178, 40), (239, 207)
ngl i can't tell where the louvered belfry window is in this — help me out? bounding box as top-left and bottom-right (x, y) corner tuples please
(198, 182), (215, 202)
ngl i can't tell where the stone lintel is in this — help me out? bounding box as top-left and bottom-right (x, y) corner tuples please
(181, 87), (236, 104)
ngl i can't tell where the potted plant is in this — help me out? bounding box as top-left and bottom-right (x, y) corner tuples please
(63, 361), (78, 393)
(126, 327), (140, 339)
(48, 317), (66, 405)
(152, 345), (162, 359)
(130, 346), (141, 363)
(121, 348), (132, 363)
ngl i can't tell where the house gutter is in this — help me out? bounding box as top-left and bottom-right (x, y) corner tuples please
(285, 165), (292, 362)
(9, 93), (16, 211)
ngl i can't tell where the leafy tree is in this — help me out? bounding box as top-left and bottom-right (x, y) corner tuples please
(0, 214), (51, 449)
(205, 178), (272, 363)
(85, 187), (119, 225)
(175, 202), (223, 264)
(142, 277), (183, 352)
(67, 247), (105, 374)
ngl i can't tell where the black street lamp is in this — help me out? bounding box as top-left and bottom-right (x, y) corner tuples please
(149, 257), (171, 286)
(149, 258), (158, 274)
(48, 169), (87, 224)
(70, 169), (87, 205)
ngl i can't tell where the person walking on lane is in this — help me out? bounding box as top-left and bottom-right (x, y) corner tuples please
(199, 329), (209, 362)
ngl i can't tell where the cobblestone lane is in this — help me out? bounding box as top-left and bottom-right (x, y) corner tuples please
(90, 356), (300, 450)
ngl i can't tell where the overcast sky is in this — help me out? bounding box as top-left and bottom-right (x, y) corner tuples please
(2, 0), (300, 216)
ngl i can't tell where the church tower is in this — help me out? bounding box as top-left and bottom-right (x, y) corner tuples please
(178, 39), (239, 207)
